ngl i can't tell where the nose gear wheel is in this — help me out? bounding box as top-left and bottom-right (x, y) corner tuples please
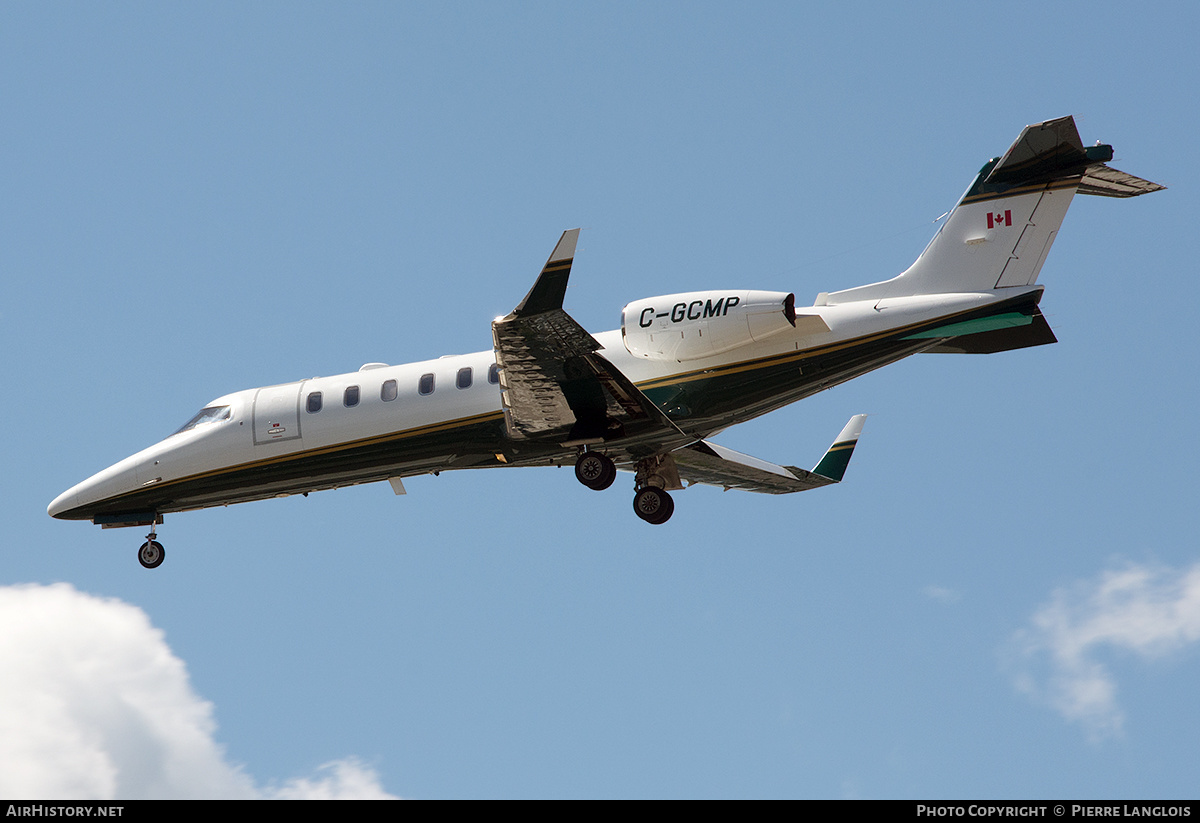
(138, 533), (165, 569)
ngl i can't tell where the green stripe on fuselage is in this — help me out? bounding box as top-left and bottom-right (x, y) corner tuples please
(71, 292), (1045, 521)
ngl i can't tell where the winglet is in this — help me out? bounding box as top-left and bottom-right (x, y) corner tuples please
(811, 414), (867, 482)
(511, 229), (580, 317)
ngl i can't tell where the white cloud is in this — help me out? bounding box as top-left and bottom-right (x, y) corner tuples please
(0, 583), (397, 799)
(1009, 562), (1200, 739)
(923, 584), (961, 604)
(267, 759), (398, 800)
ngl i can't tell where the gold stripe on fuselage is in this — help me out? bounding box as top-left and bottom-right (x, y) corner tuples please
(94, 297), (1021, 512)
(636, 297), (1001, 391)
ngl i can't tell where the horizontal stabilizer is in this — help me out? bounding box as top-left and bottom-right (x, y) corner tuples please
(825, 116), (1163, 303)
(673, 415), (866, 494)
(1077, 165), (1166, 198)
(984, 115), (1094, 188)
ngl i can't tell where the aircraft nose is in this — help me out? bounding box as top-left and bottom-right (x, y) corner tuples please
(47, 487), (79, 520)
(47, 448), (157, 521)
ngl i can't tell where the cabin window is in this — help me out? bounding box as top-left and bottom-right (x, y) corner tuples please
(488, 363), (500, 384)
(306, 392), (323, 413)
(344, 385), (360, 407)
(418, 373), (435, 395)
(456, 367), (473, 389)
(381, 379), (398, 402)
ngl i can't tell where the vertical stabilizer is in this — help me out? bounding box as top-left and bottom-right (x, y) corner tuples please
(825, 116), (1159, 304)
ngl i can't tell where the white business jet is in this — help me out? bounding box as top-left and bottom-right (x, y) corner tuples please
(49, 116), (1163, 568)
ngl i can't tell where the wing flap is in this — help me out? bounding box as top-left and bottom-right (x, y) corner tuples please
(493, 306), (602, 437)
(492, 229), (692, 448)
(674, 441), (833, 494)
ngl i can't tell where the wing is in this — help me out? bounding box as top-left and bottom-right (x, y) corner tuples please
(491, 230), (693, 454)
(672, 415), (866, 494)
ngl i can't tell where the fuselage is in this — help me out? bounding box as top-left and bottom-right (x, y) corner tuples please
(48, 116), (1164, 558)
(48, 286), (1035, 525)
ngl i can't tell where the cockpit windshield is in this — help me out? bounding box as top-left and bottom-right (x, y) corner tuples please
(173, 405), (231, 436)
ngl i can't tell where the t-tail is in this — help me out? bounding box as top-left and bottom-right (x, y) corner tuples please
(826, 116), (1163, 305)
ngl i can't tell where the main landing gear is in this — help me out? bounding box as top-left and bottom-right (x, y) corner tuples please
(574, 451), (617, 491)
(632, 485), (674, 525)
(138, 529), (165, 569)
(573, 450), (678, 525)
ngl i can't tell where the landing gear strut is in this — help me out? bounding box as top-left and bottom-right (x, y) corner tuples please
(573, 450), (680, 524)
(574, 451), (616, 491)
(138, 530), (165, 569)
(631, 454), (682, 525)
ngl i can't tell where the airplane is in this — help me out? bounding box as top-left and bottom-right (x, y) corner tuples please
(48, 116), (1163, 568)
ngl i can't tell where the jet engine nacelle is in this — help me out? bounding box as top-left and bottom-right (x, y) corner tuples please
(621, 290), (797, 362)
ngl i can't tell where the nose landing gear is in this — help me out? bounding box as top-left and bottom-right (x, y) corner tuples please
(138, 530), (165, 569)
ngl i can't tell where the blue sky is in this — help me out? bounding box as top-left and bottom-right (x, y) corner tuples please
(3, 2), (1197, 799)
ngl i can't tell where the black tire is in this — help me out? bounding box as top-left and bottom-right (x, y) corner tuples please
(575, 452), (616, 491)
(633, 487), (674, 524)
(138, 540), (165, 569)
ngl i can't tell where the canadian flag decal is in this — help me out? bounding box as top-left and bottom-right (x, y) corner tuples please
(987, 209), (1012, 229)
